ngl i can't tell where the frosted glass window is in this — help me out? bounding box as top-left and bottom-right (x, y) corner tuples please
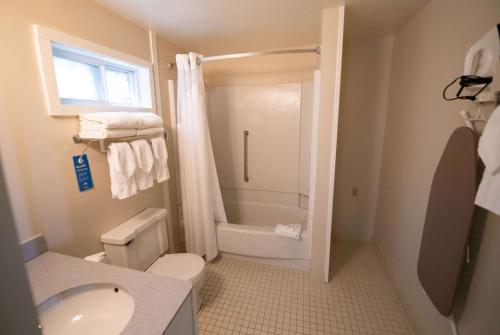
(53, 56), (101, 102)
(105, 68), (133, 105)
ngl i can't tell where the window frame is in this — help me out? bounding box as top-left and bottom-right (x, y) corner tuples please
(33, 25), (156, 116)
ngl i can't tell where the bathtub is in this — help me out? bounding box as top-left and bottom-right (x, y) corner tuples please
(216, 201), (310, 270)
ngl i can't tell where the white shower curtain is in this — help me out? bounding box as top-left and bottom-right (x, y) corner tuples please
(176, 52), (227, 261)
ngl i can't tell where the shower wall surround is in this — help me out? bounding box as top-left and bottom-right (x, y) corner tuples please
(207, 83), (313, 199)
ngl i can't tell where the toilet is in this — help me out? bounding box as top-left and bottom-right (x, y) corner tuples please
(88, 208), (206, 310)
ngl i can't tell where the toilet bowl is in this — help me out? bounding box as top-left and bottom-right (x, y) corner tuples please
(86, 251), (206, 310)
(147, 253), (205, 310)
(87, 208), (206, 310)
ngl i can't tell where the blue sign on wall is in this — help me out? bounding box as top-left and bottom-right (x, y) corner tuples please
(72, 154), (94, 192)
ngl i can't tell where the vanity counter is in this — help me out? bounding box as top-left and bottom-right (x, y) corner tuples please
(26, 252), (195, 335)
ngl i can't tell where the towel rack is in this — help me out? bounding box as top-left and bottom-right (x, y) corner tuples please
(73, 131), (168, 163)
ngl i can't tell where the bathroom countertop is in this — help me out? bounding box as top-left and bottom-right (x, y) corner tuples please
(26, 252), (193, 335)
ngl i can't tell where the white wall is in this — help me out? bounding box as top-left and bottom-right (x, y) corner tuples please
(374, 0), (500, 334)
(333, 35), (393, 242)
(310, 7), (344, 280)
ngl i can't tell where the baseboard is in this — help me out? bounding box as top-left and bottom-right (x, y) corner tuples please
(220, 252), (310, 271)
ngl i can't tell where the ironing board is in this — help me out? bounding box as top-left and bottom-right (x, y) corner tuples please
(417, 127), (478, 316)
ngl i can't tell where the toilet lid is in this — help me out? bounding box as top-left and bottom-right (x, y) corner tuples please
(147, 253), (205, 281)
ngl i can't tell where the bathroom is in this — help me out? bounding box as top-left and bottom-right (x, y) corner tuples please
(0, 0), (499, 335)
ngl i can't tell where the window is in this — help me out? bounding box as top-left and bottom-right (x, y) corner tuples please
(104, 67), (134, 105)
(53, 53), (103, 102)
(34, 25), (155, 116)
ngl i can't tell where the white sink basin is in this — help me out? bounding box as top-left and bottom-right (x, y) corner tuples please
(37, 283), (135, 335)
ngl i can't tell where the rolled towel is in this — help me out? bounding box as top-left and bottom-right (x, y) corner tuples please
(130, 139), (154, 190)
(274, 224), (302, 240)
(151, 136), (170, 183)
(136, 127), (165, 136)
(107, 142), (137, 199)
(79, 128), (137, 139)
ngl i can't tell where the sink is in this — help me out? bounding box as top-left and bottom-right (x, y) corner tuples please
(37, 283), (135, 335)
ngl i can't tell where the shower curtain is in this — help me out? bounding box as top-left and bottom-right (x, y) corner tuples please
(176, 52), (227, 261)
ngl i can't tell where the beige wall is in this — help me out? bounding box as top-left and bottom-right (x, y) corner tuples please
(0, 0), (179, 257)
(202, 47), (319, 80)
(374, 0), (500, 334)
(205, 70), (315, 87)
(203, 47), (318, 87)
(156, 36), (185, 252)
(333, 35), (393, 242)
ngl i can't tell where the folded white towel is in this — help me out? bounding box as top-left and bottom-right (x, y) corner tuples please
(80, 112), (142, 129)
(79, 128), (137, 139)
(137, 127), (165, 136)
(475, 105), (500, 215)
(274, 224), (302, 240)
(107, 142), (137, 199)
(128, 112), (164, 129)
(130, 139), (154, 190)
(151, 136), (170, 183)
(80, 112), (163, 129)
(79, 120), (117, 131)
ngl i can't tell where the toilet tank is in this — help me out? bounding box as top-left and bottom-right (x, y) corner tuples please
(100, 208), (168, 271)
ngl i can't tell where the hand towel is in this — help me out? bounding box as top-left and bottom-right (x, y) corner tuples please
(151, 136), (170, 183)
(130, 139), (154, 190)
(107, 142), (137, 199)
(79, 128), (137, 139)
(274, 224), (302, 240)
(478, 106), (500, 174)
(475, 171), (500, 215)
(475, 106), (500, 215)
(136, 127), (165, 136)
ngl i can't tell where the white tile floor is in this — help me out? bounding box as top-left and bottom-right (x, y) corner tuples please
(198, 241), (416, 335)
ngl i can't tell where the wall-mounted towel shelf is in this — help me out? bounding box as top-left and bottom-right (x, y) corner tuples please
(73, 131), (167, 163)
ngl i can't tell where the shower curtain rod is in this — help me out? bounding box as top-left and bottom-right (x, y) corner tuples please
(167, 46), (321, 69)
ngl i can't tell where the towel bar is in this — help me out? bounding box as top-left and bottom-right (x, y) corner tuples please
(73, 131), (168, 159)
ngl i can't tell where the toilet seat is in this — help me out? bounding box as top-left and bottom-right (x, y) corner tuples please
(147, 253), (205, 282)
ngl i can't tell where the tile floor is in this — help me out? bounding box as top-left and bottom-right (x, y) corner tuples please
(198, 241), (416, 335)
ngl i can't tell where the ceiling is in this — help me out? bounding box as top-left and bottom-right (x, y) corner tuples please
(94, 0), (430, 54)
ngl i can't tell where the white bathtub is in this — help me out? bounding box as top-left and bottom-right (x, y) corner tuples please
(216, 201), (310, 270)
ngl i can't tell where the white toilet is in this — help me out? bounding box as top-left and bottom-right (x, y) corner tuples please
(90, 208), (206, 310)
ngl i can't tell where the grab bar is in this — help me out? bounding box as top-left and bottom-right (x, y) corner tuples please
(244, 130), (249, 182)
